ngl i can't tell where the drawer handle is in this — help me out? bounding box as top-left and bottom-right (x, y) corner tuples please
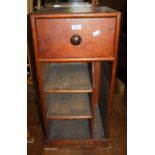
(70, 34), (81, 46)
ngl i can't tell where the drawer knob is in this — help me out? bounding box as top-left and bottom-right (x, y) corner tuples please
(70, 34), (81, 45)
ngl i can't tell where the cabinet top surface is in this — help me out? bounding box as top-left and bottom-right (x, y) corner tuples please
(32, 5), (120, 16)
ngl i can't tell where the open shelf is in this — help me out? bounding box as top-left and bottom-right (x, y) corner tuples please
(40, 63), (93, 93)
(48, 104), (104, 140)
(49, 119), (90, 140)
(46, 93), (91, 119)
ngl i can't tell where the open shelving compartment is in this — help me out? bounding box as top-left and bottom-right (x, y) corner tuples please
(41, 63), (93, 93)
(39, 62), (111, 147)
(47, 104), (105, 140)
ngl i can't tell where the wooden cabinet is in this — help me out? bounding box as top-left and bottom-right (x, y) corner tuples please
(30, 5), (121, 148)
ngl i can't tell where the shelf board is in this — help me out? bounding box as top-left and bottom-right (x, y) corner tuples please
(46, 93), (91, 119)
(48, 104), (104, 140)
(41, 63), (92, 93)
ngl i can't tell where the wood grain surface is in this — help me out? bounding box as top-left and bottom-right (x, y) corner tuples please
(36, 18), (116, 59)
(41, 63), (93, 93)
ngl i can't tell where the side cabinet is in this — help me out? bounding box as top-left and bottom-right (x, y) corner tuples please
(30, 5), (121, 148)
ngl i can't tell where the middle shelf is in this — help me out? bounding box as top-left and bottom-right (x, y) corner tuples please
(46, 93), (91, 119)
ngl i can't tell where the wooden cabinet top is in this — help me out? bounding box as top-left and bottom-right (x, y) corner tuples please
(31, 5), (120, 17)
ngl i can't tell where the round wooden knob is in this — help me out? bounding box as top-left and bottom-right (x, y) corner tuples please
(70, 34), (81, 45)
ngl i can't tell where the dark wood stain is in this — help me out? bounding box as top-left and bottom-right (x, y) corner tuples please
(30, 5), (121, 148)
(36, 18), (116, 59)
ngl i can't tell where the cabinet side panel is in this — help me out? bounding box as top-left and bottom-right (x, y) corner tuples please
(30, 15), (49, 138)
(98, 62), (111, 137)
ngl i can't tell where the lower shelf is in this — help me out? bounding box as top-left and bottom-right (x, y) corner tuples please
(48, 104), (104, 140)
(49, 119), (90, 140)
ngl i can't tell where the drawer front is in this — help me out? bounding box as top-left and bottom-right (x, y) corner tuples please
(36, 18), (116, 59)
